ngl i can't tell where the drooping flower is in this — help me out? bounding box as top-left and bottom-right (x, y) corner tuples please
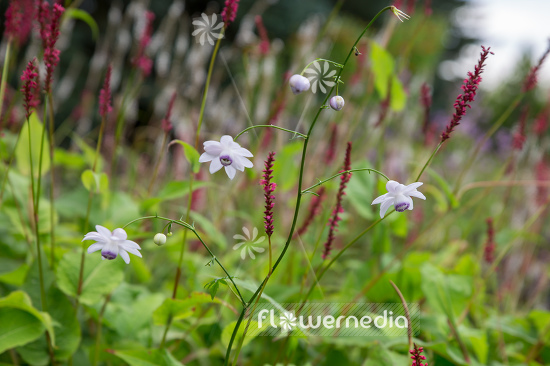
(83, 225), (142, 264)
(99, 65), (112, 118)
(440, 46), (492, 142)
(199, 135), (253, 180)
(154, 233), (167, 246)
(329, 95), (345, 111)
(322, 142), (352, 259)
(409, 343), (428, 366)
(390, 6), (411, 22)
(260, 152), (276, 237)
(289, 74), (310, 95)
(21, 58), (40, 119)
(372, 180), (426, 219)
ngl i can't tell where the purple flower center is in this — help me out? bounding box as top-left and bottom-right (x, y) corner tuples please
(220, 155), (233, 166)
(101, 250), (117, 260)
(395, 202), (409, 212)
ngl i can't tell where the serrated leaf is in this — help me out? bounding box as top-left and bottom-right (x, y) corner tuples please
(56, 251), (124, 306)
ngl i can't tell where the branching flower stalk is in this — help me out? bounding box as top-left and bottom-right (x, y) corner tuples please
(223, 7), (398, 364)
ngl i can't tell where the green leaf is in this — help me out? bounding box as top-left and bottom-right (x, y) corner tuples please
(426, 169), (459, 208)
(15, 113), (50, 177)
(81, 169), (109, 193)
(190, 211), (228, 249)
(56, 251), (124, 306)
(64, 8), (99, 40)
(111, 349), (182, 366)
(72, 134), (103, 171)
(152, 292), (221, 325)
(370, 42), (394, 100)
(0, 291), (55, 353)
(390, 76), (407, 111)
(171, 140), (200, 173)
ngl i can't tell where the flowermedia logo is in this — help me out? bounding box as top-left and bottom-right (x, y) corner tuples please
(250, 303), (419, 336)
(233, 227), (266, 260)
(304, 60), (337, 94)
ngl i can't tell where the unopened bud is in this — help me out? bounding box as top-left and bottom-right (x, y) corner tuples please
(154, 233), (167, 246)
(289, 74), (311, 95)
(329, 95), (345, 111)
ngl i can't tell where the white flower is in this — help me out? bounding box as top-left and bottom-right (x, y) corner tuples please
(199, 135), (253, 180)
(329, 95), (345, 111)
(371, 180), (426, 218)
(280, 311), (297, 332)
(83, 225), (142, 264)
(289, 74), (310, 95)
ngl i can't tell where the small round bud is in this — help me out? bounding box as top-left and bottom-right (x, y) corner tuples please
(329, 95), (345, 111)
(154, 233), (167, 246)
(289, 74), (310, 95)
(167, 232), (173, 237)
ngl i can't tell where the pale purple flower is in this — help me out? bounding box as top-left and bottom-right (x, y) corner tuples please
(329, 95), (345, 111)
(84, 225), (142, 264)
(289, 74), (310, 95)
(199, 135), (253, 180)
(372, 180), (426, 218)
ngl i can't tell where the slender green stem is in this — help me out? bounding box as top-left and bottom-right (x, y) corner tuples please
(147, 132), (168, 195)
(223, 8), (394, 364)
(0, 40), (11, 131)
(47, 93), (56, 268)
(415, 142), (442, 182)
(123, 216), (245, 306)
(195, 30), (224, 148)
(77, 115), (107, 296)
(93, 293), (111, 366)
(234, 125), (307, 140)
(302, 168), (389, 194)
(453, 95), (522, 193)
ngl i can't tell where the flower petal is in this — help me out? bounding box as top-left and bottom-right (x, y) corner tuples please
(220, 135), (236, 147)
(404, 182), (423, 193)
(407, 196), (414, 210)
(231, 154), (245, 171)
(119, 249), (131, 264)
(87, 243), (104, 253)
(379, 199), (394, 218)
(203, 141), (223, 155)
(95, 225), (112, 238)
(236, 155), (253, 168)
(112, 228), (127, 240)
(386, 181), (400, 193)
(199, 152), (216, 163)
(234, 147), (253, 157)
(123, 246), (142, 257)
(120, 240), (141, 250)
(209, 158), (223, 174)
(408, 190), (426, 200)
(372, 193), (389, 205)
(83, 232), (107, 243)
(225, 165), (236, 180)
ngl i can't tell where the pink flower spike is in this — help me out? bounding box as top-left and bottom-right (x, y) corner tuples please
(440, 46), (493, 143)
(221, 0), (240, 27)
(4, 0), (34, 46)
(99, 65), (113, 118)
(43, 2), (65, 93)
(255, 15), (270, 55)
(523, 40), (550, 92)
(21, 59), (40, 119)
(261, 152), (277, 237)
(410, 343), (428, 366)
(133, 11), (155, 77)
(322, 142), (352, 259)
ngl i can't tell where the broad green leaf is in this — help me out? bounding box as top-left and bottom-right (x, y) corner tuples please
(390, 76), (407, 111)
(157, 180), (211, 201)
(370, 42), (394, 100)
(15, 113), (50, 177)
(363, 343), (395, 366)
(0, 263), (29, 286)
(153, 292), (221, 325)
(53, 148), (86, 170)
(426, 169), (459, 208)
(346, 162), (376, 220)
(72, 134), (104, 171)
(111, 349), (182, 366)
(221, 320), (264, 350)
(0, 291), (55, 353)
(81, 169), (109, 193)
(171, 140), (200, 173)
(56, 251), (124, 306)
(64, 8), (99, 40)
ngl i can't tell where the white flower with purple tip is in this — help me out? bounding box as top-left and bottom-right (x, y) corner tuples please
(371, 180), (426, 218)
(83, 225), (142, 264)
(199, 135), (254, 180)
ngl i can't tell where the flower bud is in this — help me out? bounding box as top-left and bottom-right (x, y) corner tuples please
(329, 95), (345, 111)
(154, 233), (167, 246)
(289, 74), (310, 95)
(167, 232), (173, 237)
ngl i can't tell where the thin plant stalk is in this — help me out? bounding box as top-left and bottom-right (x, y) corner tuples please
(147, 132), (169, 195)
(224, 8), (394, 364)
(0, 41), (11, 130)
(47, 93), (56, 267)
